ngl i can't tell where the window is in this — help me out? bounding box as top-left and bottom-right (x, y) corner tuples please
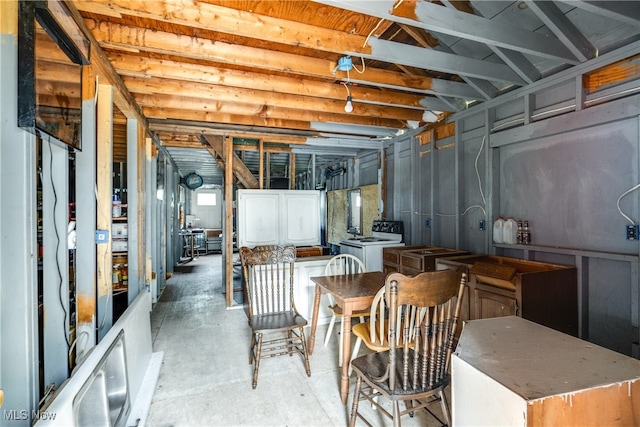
(197, 192), (216, 206)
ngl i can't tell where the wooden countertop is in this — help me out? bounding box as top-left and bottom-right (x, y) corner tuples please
(454, 316), (640, 399)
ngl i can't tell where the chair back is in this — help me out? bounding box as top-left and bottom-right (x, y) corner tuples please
(324, 254), (366, 276)
(240, 245), (297, 319)
(385, 270), (466, 393)
(365, 285), (420, 348)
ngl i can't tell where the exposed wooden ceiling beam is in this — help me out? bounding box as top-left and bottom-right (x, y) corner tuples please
(138, 96), (411, 129)
(78, 0), (520, 87)
(558, 0), (640, 28)
(122, 75), (424, 121)
(441, 0), (540, 86)
(312, 0), (580, 63)
(107, 53), (456, 107)
(202, 135), (259, 189)
(83, 19), (481, 100)
(64, 1), (148, 123)
(151, 121), (312, 144)
(526, 0), (597, 62)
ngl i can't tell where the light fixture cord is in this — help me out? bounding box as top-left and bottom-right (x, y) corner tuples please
(343, 81), (351, 97)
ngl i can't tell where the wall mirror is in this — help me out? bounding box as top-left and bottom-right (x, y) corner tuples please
(346, 188), (362, 235)
(18, 0), (90, 150)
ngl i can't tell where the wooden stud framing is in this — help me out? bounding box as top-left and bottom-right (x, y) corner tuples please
(96, 83), (114, 337)
(224, 136), (234, 307)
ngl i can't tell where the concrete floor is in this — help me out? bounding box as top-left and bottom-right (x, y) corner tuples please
(146, 254), (448, 426)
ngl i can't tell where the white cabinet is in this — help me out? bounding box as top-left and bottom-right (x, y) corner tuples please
(293, 257), (333, 326)
(237, 190), (321, 248)
(237, 191), (280, 247)
(282, 192), (321, 246)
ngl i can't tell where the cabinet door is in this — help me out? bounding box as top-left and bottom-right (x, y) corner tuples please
(474, 288), (517, 319)
(237, 192), (280, 247)
(282, 192), (320, 246)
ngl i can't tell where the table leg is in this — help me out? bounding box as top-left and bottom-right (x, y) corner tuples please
(340, 304), (353, 405)
(308, 284), (322, 354)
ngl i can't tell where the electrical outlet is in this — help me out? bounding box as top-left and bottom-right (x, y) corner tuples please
(95, 230), (110, 244)
(626, 225), (639, 240)
(425, 218), (432, 228)
(479, 220), (486, 231)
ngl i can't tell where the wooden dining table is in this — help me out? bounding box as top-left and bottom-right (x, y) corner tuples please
(309, 271), (386, 404)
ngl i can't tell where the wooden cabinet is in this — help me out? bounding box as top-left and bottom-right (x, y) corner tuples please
(436, 254), (578, 336)
(382, 245), (466, 275)
(382, 245), (430, 274)
(452, 316), (640, 426)
(399, 247), (469, 276)
(474, 285), (516, 319)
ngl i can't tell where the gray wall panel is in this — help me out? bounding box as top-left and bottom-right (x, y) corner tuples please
(384, 146), (395, 218)
(498, 118), (638, 253)
(416, 143), (432, 245)
(359, 156), (379, 187)
(588, 258), (633, 354)
(436, 145), (457, 248)
(462, 135), (489, 253)
(394, 139), (413, 229)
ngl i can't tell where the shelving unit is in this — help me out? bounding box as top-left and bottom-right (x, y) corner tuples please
(112, 161), (128, 321)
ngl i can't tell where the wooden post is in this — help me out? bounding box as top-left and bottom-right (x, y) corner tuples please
(96, 84), (113, 339)
(266, 152), (271, 189)
(258, 139), (264, 189)
(224, 136), (234, 307)
(289, 152), (296, 189)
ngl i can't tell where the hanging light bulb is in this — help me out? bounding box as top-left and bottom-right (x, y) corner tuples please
(344, 95), (353, 113)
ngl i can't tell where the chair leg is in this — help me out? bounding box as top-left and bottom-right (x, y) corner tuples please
(392, 401), (401, 427)
(348, 337), (362, 376)
(324, 313), (336, 347)
(299, 327), (311, 377)
(349, 375), (362, 427)
(439, 389), (451, 426)
(249, 333), (256, 365)
(252, 333), (263, 389)
(406, 399), (414, 417)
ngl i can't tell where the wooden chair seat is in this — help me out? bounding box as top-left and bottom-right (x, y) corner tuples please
(351, 348), (450, 399)
(251, 311), (307, 332)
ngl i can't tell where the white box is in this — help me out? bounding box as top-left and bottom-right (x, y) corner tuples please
(112, 223), (128, 238)
(112, 239), (128, 252)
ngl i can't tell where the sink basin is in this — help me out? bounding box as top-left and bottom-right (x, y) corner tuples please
(74, 331), (130, 427)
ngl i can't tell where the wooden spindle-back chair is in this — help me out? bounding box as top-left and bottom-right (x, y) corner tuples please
(349, 270), (466, 427)
(240, 245), (311, 389)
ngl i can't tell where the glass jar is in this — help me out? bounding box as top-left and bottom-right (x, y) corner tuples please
(112, 264), (121, 287)
(121, 264), (128, 287)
